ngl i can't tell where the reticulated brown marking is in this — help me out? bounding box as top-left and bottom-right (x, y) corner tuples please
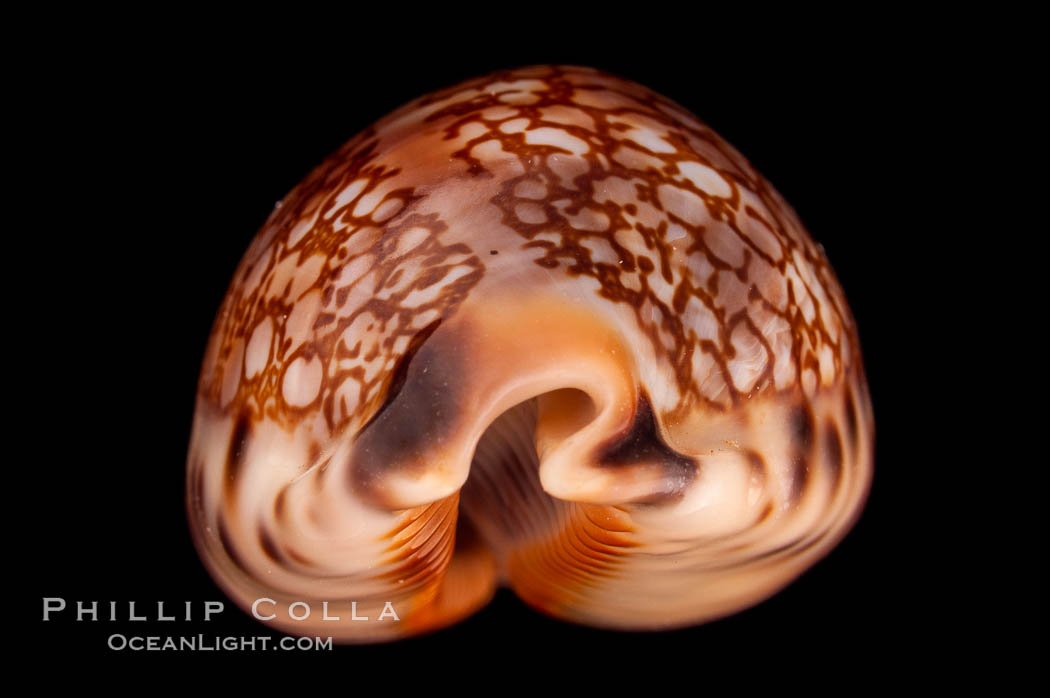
(400, 65), (857, 422)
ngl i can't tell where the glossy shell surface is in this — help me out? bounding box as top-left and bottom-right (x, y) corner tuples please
(186, 65), (874, 642)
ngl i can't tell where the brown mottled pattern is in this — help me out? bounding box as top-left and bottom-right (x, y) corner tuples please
(198, 66), (856, 430)
(186, 65), (874, 643)
(420, 68), (856, 415)
(200, 136), (484, 431)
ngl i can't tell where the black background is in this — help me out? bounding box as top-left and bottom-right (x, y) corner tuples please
(21, 22), (964, 672)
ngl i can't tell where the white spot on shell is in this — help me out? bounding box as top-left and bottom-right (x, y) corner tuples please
(624, 126), (675, 154)
(526, 128), (588, 155)
(579, 235), (619, 266)
(287, 213), (319, 248)
(531, 231), (561, 245)
(245, 317), (273, 379)
(470, 139), (514, 164)
(497, 87), (542, 105)
(678, 161), (732, 198)
(499, 118), (530, 134)
(515, 202), (547, 224)
(705, 223), (746, 267)
(352, 189), (385, 218)
(457, 121), (489, 141)
(328, 179), (369, 218)
(611, 144), (665, 172)
(514, 178), (547, 200)
(548, 154), (590, 189)
(371, 197), (404, 223)
(480, 106), (519, 121)
(394, 227), (430, 258)
(285, 289), (321, 352)
(283, 355), (323, 407)
(538, 105), (594, 130)
(658, 184), (707, 227)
